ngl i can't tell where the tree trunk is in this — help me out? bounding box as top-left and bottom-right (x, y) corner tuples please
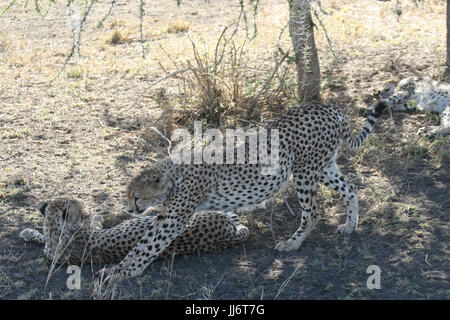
(444, 0), (450, 80)
(288, 0), (321, 102)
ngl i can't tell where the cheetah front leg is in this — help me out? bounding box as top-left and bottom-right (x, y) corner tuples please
(103, 184), (208, 280)
(320, 160), (358, 234)
(19, 228), (54, 261)
(101, 210), (192, 281)
(275, 168), (319, 252)
(20, 228), (45, 244)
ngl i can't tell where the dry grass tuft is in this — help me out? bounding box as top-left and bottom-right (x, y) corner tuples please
(66, 67), (83, 79)
(106, 30), (129, 45)
(167, 20), (190, 34)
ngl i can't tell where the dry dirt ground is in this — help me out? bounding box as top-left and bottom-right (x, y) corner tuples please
(0, 0), (449, 300)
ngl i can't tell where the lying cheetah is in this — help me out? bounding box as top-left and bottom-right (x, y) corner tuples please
(101, 101), (388, 280)
(20, 199), (249, 265)
(379, 76), (450, 137)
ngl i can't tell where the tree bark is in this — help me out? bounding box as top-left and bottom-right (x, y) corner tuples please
(288, 0), (321, 102)
(444, 0), (450, 80)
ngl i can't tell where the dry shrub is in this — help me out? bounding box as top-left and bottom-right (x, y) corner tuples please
(173, 29), (294, 128)
(134, 27), (297, 158)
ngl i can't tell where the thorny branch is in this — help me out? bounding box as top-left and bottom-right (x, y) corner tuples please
(97, 0), (116, 28)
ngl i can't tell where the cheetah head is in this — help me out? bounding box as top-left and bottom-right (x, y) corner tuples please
(38, 199), (85, 246)
(126, 159), (174, 214)
(379, 79), (398, 99)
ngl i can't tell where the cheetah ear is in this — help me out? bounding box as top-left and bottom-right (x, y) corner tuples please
(37, 202), (48, 216)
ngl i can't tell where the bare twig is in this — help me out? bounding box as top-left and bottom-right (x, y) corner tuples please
(166, 251), (176, 297)
(269, 206), (277, 246)
(54, 0), (96, 80)
(148, 126), (172, 156)
(281, 190), (296, 217)
(274, 262), (303, 300)
(253, 49), (290, 101)
(0, 0), (16, 18)
(310, 2), (339, 61)
(131, 68), (192, 109)
(424, 253), (432, 266)
(246, 48), (290, 117)
(97, 0), (116, 28)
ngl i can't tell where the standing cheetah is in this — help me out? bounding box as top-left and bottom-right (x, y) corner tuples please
(20, 199), (249, 265)
(379, 76), (450, 137)
(103, 101), (388, 280)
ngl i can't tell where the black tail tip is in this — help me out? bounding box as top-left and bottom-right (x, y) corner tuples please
(373, 101), (388, 116)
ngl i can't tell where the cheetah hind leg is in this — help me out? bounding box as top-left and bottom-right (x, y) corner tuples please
(321, 160), (358, 234)
(275, 169), (319, 252)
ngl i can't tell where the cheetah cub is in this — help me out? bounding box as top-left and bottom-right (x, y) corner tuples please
(379, 76), (450, 137)
(20, 199), (249, 265)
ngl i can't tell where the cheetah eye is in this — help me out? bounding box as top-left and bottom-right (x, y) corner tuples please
(155, 176), (161, 184)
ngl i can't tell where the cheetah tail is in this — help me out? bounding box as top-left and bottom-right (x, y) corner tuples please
(345, 101), (388, 150)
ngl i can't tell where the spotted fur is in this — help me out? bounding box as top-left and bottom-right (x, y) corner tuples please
(20, 199), (249, 265)
(106, 101), (387, 280)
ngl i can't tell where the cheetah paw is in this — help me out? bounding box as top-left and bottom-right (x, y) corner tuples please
(337, 223), (355, 234)
(275, 239), (299, 252)
(19, 228), (37, 242)
(417, 126), (440, 140)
